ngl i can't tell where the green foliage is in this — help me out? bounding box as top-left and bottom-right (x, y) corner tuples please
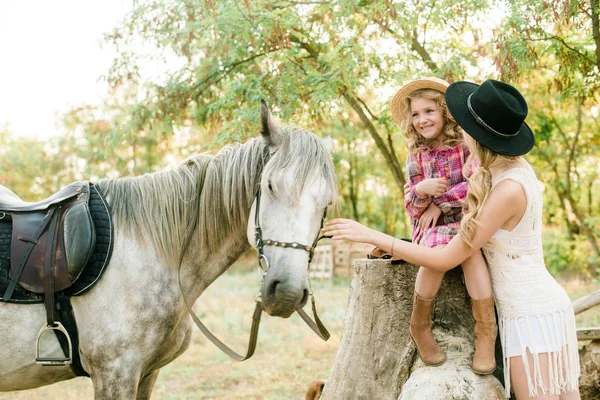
(543, 229), (600, 277)
(497, 0), (599, 97)
(0, 132), (76, 200)
(94, 0), (501, 233)
(2, 1), (599, 275)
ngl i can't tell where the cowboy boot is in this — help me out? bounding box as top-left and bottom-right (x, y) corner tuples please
(409, 292), (446, 366)
(471, 297), (498, 374)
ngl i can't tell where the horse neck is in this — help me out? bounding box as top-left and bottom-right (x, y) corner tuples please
(181, 139), (266, 295)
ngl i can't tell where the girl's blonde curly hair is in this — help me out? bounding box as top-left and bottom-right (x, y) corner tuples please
(399, 89), (463, 154)
(459, 134), (520, 248)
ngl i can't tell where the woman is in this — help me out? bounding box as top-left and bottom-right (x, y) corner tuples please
(323, 79), (580, 399)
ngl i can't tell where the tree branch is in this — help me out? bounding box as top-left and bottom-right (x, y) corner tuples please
(523, 35), (596, 65)
(367, 12), (439, 73)
(342, 89), (406, 190)
(289, 33), (319, 59)
(289, 32), (406, 191)
(191, 52), (269, 99)
(356, 96), (379, 120)
(284, 55), (307, 74)
(592, 0), (600, 67)
(409, 28), (439, 72)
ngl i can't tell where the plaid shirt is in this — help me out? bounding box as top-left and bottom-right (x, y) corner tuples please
(404, 144), (478, 247)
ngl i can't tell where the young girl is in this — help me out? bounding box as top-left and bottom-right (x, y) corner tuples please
(390, 77), (496, 373)
(324, 79), (580, 399)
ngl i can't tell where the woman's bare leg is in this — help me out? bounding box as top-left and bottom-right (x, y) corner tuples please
(510, 350), (580, 400)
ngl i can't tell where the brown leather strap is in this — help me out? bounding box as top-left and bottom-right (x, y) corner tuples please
(178, 266), (262, 361)
(297, 297), (330, 341)
(43, 207), (61, 326)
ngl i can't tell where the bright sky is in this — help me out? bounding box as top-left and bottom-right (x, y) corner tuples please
(0, 0), (131, 139)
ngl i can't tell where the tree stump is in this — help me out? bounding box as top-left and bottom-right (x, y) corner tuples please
(322, 259), (505, 400)
(579, 340), (600, 398)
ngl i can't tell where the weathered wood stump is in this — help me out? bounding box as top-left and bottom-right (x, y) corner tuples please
(322, 259), (505, 399)
(579, 340), (600, 399)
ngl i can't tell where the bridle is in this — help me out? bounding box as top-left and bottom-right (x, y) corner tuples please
(254, 183), (330, 274)
(177, 169), (332, 361)
(253, 182), (331, 334)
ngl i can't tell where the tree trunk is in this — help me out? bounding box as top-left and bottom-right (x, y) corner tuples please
(579, 340), (600, 399)
(322, 260), (505, 400)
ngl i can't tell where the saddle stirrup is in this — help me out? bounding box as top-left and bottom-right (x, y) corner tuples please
(35, 321), (73, 366)
(36, 208), (73, 366)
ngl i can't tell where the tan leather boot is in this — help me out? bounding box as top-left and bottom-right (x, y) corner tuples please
(471, 297), (498, 374)
(409, 292), (446, 366)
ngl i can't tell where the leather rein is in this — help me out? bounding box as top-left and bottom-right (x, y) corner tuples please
(177, 179), (331, 361)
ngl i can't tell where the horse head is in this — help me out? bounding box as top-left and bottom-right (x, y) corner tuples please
(247, 101), (337, 318)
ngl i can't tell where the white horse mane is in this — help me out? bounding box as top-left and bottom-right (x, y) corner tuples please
(97, 126), (337, 268)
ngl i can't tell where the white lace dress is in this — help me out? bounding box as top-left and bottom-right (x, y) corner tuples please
(483, 166), (580, 398)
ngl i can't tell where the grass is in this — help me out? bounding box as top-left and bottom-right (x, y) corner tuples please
(1, 261), (598, 399)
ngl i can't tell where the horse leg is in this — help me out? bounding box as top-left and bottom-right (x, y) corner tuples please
(91, 368), (141, 400)
(136, 370), (160, 400)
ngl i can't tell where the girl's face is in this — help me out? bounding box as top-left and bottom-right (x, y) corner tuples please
(410, 97), (446, 142)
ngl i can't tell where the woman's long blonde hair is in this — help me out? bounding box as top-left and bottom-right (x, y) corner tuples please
(400, 89), (463, 153)
(459, 134), (519, 248)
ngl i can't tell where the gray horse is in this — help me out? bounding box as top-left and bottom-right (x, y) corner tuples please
(0, 102), (337, 399)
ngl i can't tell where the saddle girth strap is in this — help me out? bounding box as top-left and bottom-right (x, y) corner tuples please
(3, 207), (57, 301)
(54, 296), (89, 377)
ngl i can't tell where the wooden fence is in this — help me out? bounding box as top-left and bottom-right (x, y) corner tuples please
(309, 240), (375, 280)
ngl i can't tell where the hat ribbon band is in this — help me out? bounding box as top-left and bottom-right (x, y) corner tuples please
(467, 94), (519, 138)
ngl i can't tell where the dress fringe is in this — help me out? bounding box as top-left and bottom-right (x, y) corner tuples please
(500, 304), (580, 398)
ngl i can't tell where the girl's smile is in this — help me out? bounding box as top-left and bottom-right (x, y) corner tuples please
(411, 97), (446, 143)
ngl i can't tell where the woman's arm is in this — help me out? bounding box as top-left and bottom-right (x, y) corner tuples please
(324, 179), (525, 272)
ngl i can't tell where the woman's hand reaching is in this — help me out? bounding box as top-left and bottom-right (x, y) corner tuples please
(322, 218), (374, 243)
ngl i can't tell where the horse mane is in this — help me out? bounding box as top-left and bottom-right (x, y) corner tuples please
(97, 126), (337, 269)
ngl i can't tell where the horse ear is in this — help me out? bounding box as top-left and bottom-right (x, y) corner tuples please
(260, 100), (281, 147)
(322, 136), (334, 154)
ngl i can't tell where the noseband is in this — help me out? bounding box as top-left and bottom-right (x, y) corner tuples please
(253, 183), (330, 274)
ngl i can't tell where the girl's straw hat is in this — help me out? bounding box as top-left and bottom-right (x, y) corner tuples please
(390, 77), (450, 125)
(445, 79), (534, 156)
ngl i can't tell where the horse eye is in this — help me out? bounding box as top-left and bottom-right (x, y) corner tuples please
(268, 181), (273, 192)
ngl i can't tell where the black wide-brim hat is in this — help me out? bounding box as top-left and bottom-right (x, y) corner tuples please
(445, 79), (535, 156)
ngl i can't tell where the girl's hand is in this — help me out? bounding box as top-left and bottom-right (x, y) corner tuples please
(415, 178), (447, 197)
(404, 183), (410, 197)
(415, 203), (442, 237)
(323, 218), (373, 243)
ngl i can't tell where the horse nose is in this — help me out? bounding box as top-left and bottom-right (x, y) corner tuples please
(262, 275), (309, 318)
(265, 279), (309, 306)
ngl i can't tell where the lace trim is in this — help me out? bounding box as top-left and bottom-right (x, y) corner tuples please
(499, 304), (580, 398)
